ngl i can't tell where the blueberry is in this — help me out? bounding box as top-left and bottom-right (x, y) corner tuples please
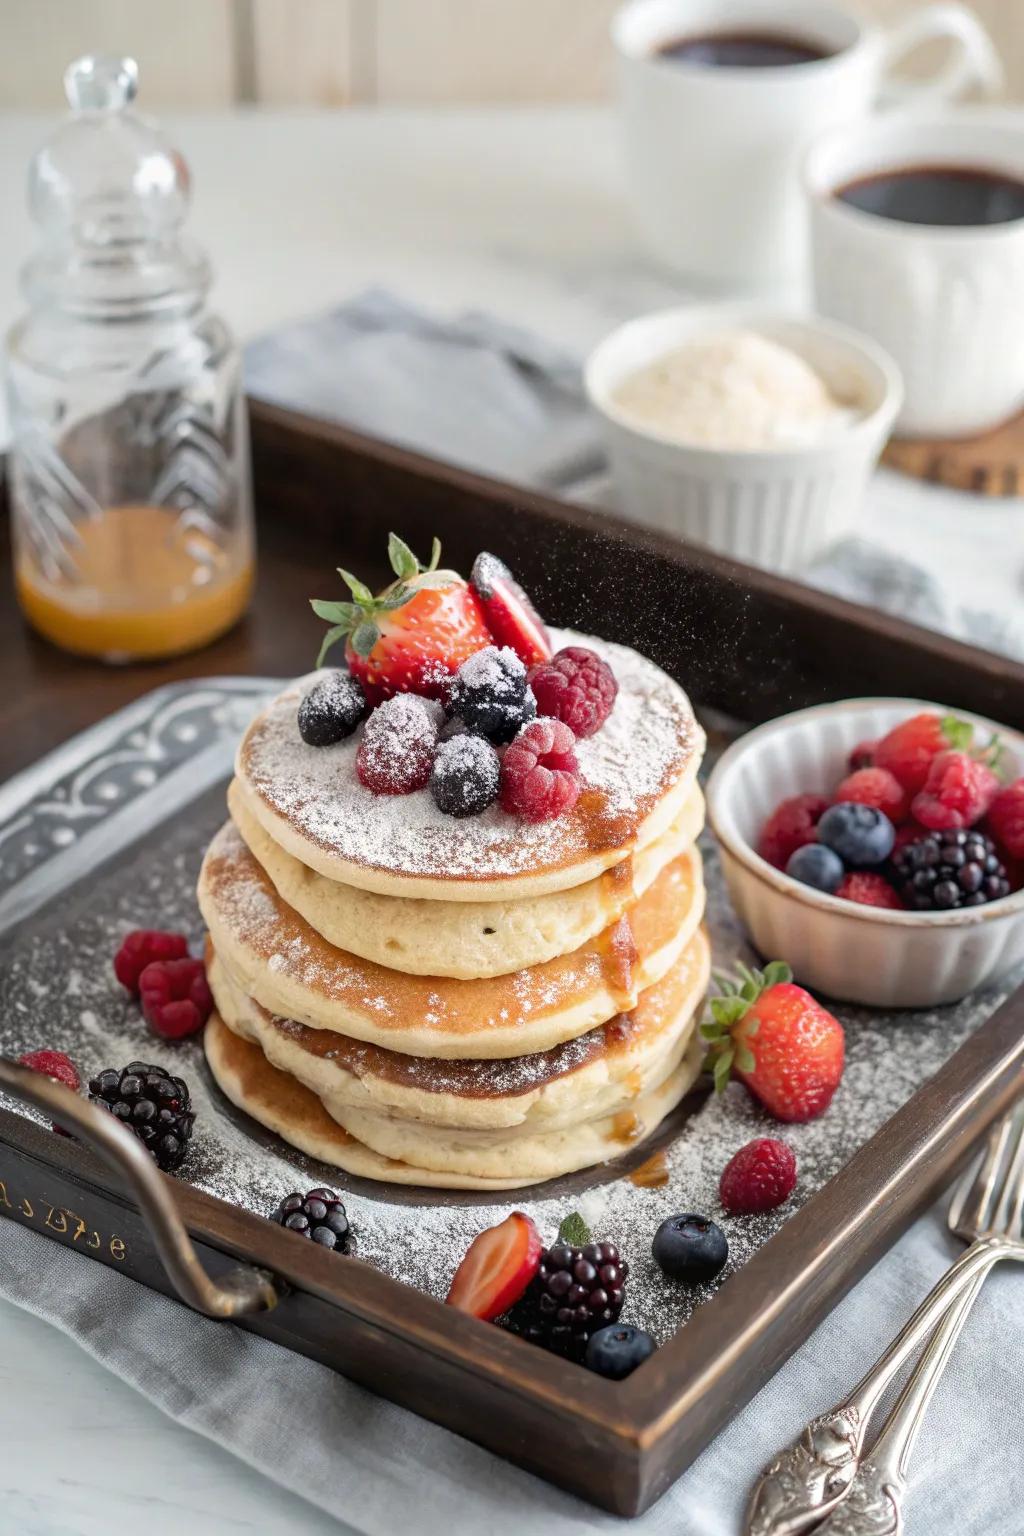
(652, 1213), (728, 1283)
(445, 645), (536, 742)
(430, 734), (501, 817)
(584, 1324), (656, 1380)
(785, 843), (844, 893)
(817, 802), (895, 867)
(298, 672), (366, 746)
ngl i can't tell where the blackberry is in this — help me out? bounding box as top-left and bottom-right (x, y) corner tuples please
(88, 1061), (195, 1172)
(272, 1188), (352, 1252)
(891, 829), (1010, 911)
(445, 646), (536, 743)
(504, 1240), (628, 1361)
(298, 672), (366, 746)
(430, 734), (501, 818)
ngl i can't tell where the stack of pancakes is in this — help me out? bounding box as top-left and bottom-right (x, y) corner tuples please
(201, 632), (709, 1191)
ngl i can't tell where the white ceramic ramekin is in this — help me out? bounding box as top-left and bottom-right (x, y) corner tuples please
(584, 304), (902, 574)
(706, 698), (1024, 1008)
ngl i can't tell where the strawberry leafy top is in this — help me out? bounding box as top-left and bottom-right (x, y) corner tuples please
(701, 961), (792, 1094)
(311, 533), (443, 667)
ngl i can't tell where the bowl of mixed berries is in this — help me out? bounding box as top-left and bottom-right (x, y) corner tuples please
(706, 698), (1024, 1007)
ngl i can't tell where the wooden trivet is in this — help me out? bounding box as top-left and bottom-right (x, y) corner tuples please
(883, 407), (1024, 497)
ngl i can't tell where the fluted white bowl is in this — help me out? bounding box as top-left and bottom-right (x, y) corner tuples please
(706, 698), (1024, 1008)
(584, 304), (902, 574)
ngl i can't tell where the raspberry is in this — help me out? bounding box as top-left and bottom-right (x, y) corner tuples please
(720, 1138), (797, 1215)
(987, 778), (1024, 859)
(836, 872), (904, 910)
(355, 694), (440, 795)
(114, 929), (189, 994)
(848, 738), (878, 771)
(911, 750), (1000, 831)
(527, 646), (617, 739)
(19, 1050), (81, 1136)
(874, 712), (973, 795)
(758, 794), (828, 870)
(500, 717), (580, 822)
(19, 1048), (80, 1093)
(833, 766), (909, 824)
(139, 958), (213, 1039)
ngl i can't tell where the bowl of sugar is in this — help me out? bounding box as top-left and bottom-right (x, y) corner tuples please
(584, 303), (902, 573)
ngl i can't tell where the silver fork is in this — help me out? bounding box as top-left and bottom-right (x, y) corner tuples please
(745, 1107), (1024, 1536)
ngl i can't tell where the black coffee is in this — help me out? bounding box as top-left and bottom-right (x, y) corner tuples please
(835, 165), (1024, 227)
(656, 31), (831, 68)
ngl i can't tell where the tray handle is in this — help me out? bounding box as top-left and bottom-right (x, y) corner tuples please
(0, 1059), (278, 1319)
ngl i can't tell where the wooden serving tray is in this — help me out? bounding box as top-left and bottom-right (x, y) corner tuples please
(2, 403), (1024, 1517)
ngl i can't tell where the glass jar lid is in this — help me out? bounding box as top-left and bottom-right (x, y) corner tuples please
(22, 55), (210, 316)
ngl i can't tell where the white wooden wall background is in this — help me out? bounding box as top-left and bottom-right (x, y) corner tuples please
(0, 0), (1020, 108)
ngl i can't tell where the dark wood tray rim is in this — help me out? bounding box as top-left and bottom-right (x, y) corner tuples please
(4, 400), (1024, 1515)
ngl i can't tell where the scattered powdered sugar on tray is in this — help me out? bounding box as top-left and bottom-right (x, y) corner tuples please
(237, 629), (699, 880)
(2, 769), (1020, 1346)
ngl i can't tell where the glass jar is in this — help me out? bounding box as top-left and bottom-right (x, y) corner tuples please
(5, 55), (255, 663)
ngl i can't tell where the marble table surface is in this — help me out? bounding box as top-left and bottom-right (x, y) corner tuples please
(0, 104), (1022, 1536)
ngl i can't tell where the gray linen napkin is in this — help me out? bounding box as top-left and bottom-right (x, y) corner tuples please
(3, 1210), (1021, 1536)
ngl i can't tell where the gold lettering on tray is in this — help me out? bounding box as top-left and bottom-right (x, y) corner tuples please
(0, 1178), (128, 1262)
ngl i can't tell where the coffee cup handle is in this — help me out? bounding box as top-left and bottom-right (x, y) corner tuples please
(876, 2), (1004, 107)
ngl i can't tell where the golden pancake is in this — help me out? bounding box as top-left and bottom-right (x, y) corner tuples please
(206, 1010), (705, 1190)
(229, 777), (705, 979)
(198, 820), (705, 1058)
(234, 629), (703, 902)
(208, 928), (710, 1131)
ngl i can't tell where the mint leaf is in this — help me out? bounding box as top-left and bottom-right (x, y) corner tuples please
(350, 621), (379, 658)
(315, 624), (348, 668)
(557, 1212), (592, 1246)
(388, 533), (420, 582)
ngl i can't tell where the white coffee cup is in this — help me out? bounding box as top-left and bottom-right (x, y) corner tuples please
(805, 111), (1024, 437)
(613, 0), (1003, 291)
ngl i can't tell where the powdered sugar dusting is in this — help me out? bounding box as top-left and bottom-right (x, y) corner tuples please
(2, 769), (1020, 1348)
(238, 629), (697, 880)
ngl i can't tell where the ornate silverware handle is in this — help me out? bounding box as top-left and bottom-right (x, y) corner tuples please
(812, 1271), (985, 1536)
(0, 1059), (278, 1319)
(744, 1235), (1023, 1536)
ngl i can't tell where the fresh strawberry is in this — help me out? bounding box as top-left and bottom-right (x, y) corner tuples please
(470, 552), (552, 667)
(874, 712), (973, 796)
(446, 1211), (542, 1321)
(758, 794), (828, 870)
(702, 962), (845, 1123)
(911, 749), (1001, 831)
(720, 1138), (797, 1215)
(836, 871), (904, 910)
(848, 738), (878, 772)
(987, 778), (1024, 860)
(833, 766), (909, 824)
(311, 534), (492, 705)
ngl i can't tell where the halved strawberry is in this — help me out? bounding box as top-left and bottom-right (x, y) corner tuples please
(445, 1211), (542, 1321)
(311, 534), (492, 704)
(470, 552), (552, 667)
